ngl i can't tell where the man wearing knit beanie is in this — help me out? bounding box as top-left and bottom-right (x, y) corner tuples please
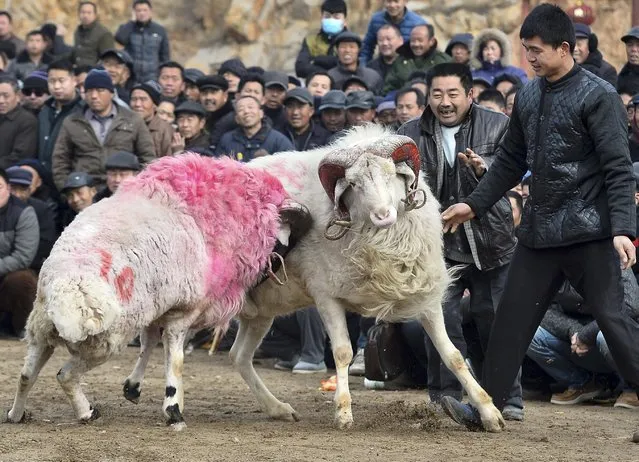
(130, 80), (173, 157)
(20, 70), (49, 115)
(295, 0), (348, 79)
(51, 68), (156, 191)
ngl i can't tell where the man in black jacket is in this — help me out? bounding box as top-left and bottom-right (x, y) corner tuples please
(397, 63), (522, 420)
(618, 26), (639, 96)
(281, 88), (331, 151)
(439, 5), (639, 435)
(573, 23), (617, 88)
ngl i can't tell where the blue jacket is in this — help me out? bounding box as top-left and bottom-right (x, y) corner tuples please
(215, 124), (294, 162)
(472, 62), (528, 87)
(115, 20), (170, 83)
(360, 9), (427, 66)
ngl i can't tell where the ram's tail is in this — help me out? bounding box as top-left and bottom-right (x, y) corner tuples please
(44, 275), (123, 343)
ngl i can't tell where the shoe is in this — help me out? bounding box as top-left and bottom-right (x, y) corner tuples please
(550, 380), (603, 405)
(349, 348), (365, 376)
(591, 388), (617, 405)
(440, 396), (483, 431)
(292, 360), (327, 374)
(502, 404), (524, 421)
(273, 355), (300, 371)
(614, 391), (639, 409)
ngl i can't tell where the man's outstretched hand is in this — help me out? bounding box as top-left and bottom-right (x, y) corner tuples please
(613, 235), (637, 269)
(441, 203), (476, 233)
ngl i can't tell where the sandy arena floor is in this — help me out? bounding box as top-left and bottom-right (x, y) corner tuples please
(0, 339), (637, 462)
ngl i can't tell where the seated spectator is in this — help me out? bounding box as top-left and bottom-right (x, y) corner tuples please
(94, 151), (140, 202)
(383, 24), (451, 93)
(506, 190), (523, 228)
(15, 159), (61, 229)
(281, 88), (331, 151)
(505, 86), (517, 117)
(288, 75), (301, 90)
(471, 28), (528, 86)
(0, 76), (37, 169)
(573, 23), (617, 88)
(156, 98), (176, 126)
(472, 77), (491, 102)
(367, 24), (403, 80)
(318, 90), (346, 133)
(342, 75), (369, 94)
(158, 61), (186, 106)
(71, 2), (114, 68)
(6, 167), (56, 272)
(197, 75), (232, 140)
(475, 88), (506, 113)
(215, 95), (293, 161)
(328, 32), (383, 95)
(445, 33), (474, 66)
(295, 0), (347, 79)
(217, 58), (246, 95)
(74, 64), (92, 99)
(60, 171), (96, 227)
(39, 60), (83, 172)
(171, 101), (210, 154)
(306, 70), (334, 97)
(619, 27), (639, 95)
(263, 71), (289, 130)
(183, 68), (205, 102)
(100, 48), (135, 105)
(492, 73), (521, 98)
(395, 87), (425, 125)
(8, 30), (53, 82)
(360, 0), (427, 66)
(0, 167), (39, 337)
(51, 69), (155, 190)
(20, 70), (50, 115)
(345, 90), (376, 127)
(375, 99), (397, 128)
(527, 270), (639, 409)
(130, 80), (173, 157)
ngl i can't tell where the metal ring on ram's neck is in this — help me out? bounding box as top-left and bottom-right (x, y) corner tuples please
(324, 216), (351, 240)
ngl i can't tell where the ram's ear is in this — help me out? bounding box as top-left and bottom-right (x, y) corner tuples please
(395, 161), (416, 189)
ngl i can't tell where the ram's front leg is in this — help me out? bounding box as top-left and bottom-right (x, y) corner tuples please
(316, 299), (353, 429)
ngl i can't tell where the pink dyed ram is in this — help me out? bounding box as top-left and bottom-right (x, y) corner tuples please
(7, 153), (297, 429)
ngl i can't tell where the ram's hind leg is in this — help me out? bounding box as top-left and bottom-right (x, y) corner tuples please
(57, 350), (111, 422)
(418, 300), (504, 433)
(123, 324), (161, 403)
(231, 315), (300, 421)
(6, 341), (54, 422)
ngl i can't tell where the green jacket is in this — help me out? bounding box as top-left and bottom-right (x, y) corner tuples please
(383, 43), (451, 93)
(72, 21), (115, 68)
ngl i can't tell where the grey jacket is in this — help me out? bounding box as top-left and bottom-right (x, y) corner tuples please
(0, 195), (39, 277)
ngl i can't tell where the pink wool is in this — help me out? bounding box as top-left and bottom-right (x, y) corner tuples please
(119, 153), (288, 323)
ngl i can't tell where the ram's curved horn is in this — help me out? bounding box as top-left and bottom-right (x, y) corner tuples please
(318, 160), (349, 217)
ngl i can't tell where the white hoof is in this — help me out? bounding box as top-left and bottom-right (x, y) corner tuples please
(335, 409), (353, 430)
(170, 421), (187, 432)
(479, 405), (505, 433)
(267, 402), (300, 422)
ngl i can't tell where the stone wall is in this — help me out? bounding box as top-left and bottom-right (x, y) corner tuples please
(2, 0), (633, 75)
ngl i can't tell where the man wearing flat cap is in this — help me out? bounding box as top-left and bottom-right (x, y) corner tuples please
(344, 90), (377, 127)
(130, 80), (173, 157)
(60, 171), (96, 227)
(619, 26), (639, 95)
(184, 68), (205, 102)
(282, 87), (331, 150)
(572, 23), (617, 88)
(318, 90), (346, 134)
(100, 48), (135, 105)
(172, 101), (211, 154)
(328, 31), (383, 95)
(197, 75), (233, 137)
(52, 68), (155, 191)
(94, 150), (140, 202)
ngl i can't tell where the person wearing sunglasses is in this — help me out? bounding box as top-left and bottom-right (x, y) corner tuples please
(20, 70), (49, 115)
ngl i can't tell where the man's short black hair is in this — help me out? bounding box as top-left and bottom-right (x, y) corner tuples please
(133, 0), (152, 8)
(26, 30), (44, 40)
(520, 3), (576, 53)
(426, 62), (473, 94)
(377, 23), (401, 38)
(74, 64), (94, 76)
(0, 167), (8, 186)
(505, 85), (519, 99)
(307, 70), (335, 89)
(412, 23), (435, 39)
(0, 75), (19, 92)
(0, 10), (12, 22)
(395, 87), (426, 107)
(235, 94), (263, 108)
(238, 73), (265, 95)
(48, 59), (75, 74)
(79, 1), (97, 12)
(476, 88), (506, 110)
(506, 190), (523, 214)
(158, 61), (184, 78)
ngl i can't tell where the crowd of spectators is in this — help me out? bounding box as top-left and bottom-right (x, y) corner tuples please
(1, 0), (638, 415)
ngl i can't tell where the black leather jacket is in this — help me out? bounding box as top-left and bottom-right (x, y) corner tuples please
(465, 65), (636, 248)
(398, 104), (516, 271)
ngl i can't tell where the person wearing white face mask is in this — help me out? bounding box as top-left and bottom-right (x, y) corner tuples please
(294, 0), (348, 79)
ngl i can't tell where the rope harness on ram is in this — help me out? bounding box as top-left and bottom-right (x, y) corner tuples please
(403, 187), (426, 211)
(324, 216), (352, 240)
(266, 251), (288, 285)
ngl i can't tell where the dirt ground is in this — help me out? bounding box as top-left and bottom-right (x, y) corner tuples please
(0, 339), (637, 462)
